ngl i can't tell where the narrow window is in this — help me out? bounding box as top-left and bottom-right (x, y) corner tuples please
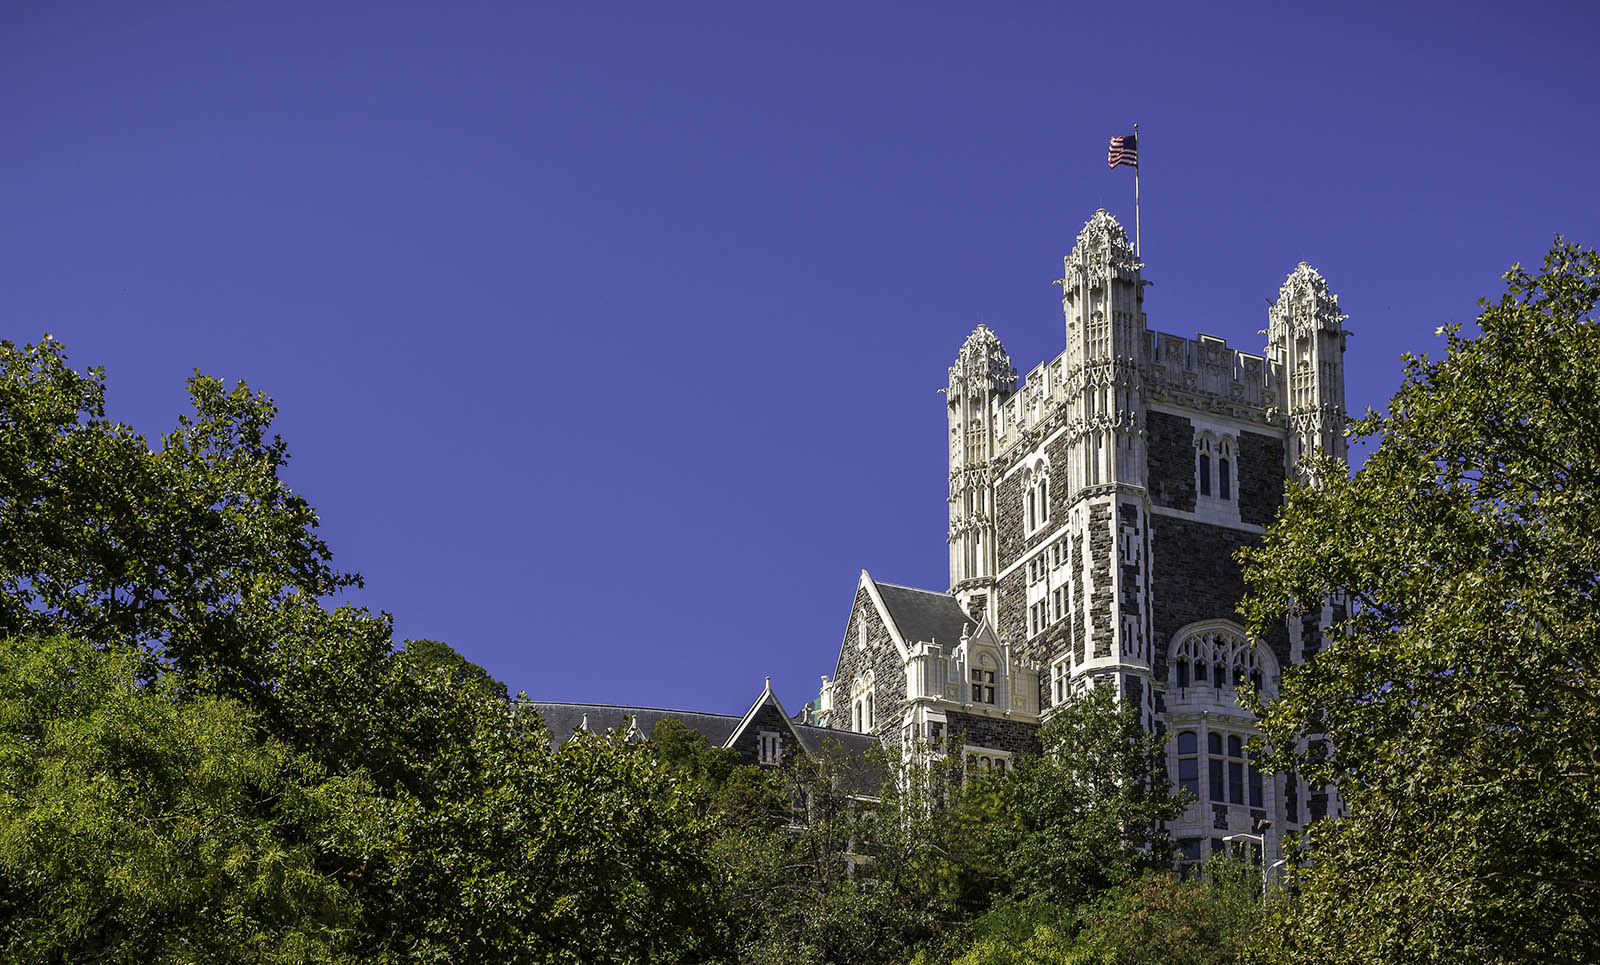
(1176, 659), (1189, 688)
(1199, 454), (1211, 496)
(1177, 731), (1199, 798)
(1228, 735), (1245, 804)
(1249, 750), (1264, 808)
(1039, 477), (1049, 519)
(1208, 733), (1225, 802)
(1219, 458), (1231, 499)
(1194, 660), (1207, 682)
(1027, 490), (1036, 530)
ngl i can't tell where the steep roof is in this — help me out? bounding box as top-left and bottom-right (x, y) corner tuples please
(872, 579), (977, 648)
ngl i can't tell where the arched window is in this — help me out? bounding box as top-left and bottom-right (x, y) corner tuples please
(1219, 457), (1231, 499)
(1169, 625), (1274, 701)
(1198, 453), (1211, 496)
(1024, 460), (1052, 533)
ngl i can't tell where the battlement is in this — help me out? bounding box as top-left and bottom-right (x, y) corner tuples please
(1144, 330), (1282, 411)
(987, 328), (1285, 454)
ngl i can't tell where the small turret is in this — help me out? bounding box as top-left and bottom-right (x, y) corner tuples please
(946, 325), (1015, 622)
(1058, 210), (1148, 492)
(1267, 264), (1349, 478)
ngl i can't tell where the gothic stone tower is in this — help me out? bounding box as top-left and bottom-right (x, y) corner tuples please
(821, 209), (1349, 866)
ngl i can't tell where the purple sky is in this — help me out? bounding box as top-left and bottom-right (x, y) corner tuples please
(6, 1), (1597, 715)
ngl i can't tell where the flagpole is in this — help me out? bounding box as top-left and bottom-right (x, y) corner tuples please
(1133, 122), (1141, 260)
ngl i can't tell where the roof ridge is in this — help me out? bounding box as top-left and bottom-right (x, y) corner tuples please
(872, 579), (953, 596)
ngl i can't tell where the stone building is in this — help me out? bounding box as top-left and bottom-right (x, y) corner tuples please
(815, 209), (1349, 866)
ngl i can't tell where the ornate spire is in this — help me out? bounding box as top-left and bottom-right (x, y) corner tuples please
(947, 324), (1016, 399)
(1065, 209), (1139, 277)
(1268, 262), (1347, 345)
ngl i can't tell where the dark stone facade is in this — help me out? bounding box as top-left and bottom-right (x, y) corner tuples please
(1146, 409), (1197, 511)
(946, 709), (1040, 755)
(1237, 431), (1286, 526)
(1089, 503), (1114, 659)
(1071, 532), (1086, 665)
(726, 701), (804, 766)
(831, 585), (912, 746)
(997, 567), (1026, 652)
(1149, 515), (1290, 675)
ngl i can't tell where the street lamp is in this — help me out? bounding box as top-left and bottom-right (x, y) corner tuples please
(1223, 819), (1276, 902)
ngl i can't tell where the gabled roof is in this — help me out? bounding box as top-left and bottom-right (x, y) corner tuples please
(724, 677), (807, 751)
(872, 579), (978, 648)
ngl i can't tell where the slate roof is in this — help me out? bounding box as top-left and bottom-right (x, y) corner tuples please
(793, 723), (879, 757)
(873, 579), (977, 647)
(530, 700), (886, 795)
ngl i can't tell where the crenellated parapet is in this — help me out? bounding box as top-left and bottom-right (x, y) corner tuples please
(1143, 331), (1283, 426)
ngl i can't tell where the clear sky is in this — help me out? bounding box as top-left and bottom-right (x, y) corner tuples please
(5, 1), (1597, 715)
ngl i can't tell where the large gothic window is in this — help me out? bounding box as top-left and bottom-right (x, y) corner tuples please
(1169, 625), (1272, 701)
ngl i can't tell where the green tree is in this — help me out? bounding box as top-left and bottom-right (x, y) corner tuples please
(1238, 240), (1600, 963)
(0, 635), (388, 963)
(0, 336), (359, 699)
(993, 686), (1187, 909)
(0, 338), (734, 962)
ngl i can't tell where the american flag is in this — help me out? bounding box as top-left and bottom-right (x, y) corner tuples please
(1107, 134), (1138, 169)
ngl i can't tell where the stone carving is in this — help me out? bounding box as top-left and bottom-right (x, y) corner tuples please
(947, 324), (1018, 399)
(1266, 262), (1348, 346)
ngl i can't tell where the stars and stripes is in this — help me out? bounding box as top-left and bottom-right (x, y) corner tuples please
(1107, 134), (1138, 169)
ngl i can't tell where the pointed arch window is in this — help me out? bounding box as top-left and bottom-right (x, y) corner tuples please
(1024, 460), (1052, 535)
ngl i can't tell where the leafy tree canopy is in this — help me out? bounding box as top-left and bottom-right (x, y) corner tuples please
(993, 686), (1187, 909)
(1239, 240), (1600, 963)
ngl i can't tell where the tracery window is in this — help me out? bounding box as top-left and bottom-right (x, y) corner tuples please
(1196, 435), (1237, 502)
(1170, 626), (1271, 699)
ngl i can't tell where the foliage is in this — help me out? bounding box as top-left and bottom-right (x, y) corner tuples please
(993, 686), (1187, 908)
(0, 337), (358, 698)
(0, 340), (733, 963)
(1068, 861), (1261, 965)
(0, 635), (385, 963)
(936, 861), (1261, 965)
(1238, 240), (1600, 963)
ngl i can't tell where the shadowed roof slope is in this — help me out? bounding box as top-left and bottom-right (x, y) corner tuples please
(873, 580), (976, 647)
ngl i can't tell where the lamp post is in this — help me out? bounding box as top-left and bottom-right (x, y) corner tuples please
(1223, 820), (1276, 903)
